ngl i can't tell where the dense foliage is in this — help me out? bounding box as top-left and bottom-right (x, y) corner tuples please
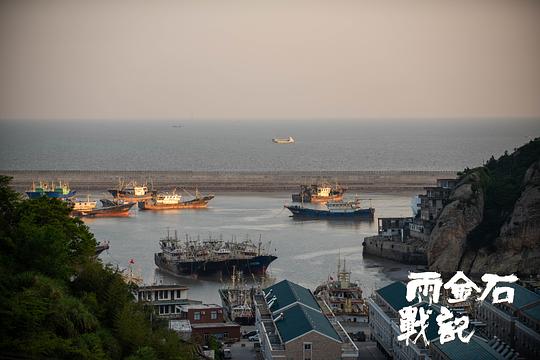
(462, 138), (540, 250)
(0, 176), (195, 359)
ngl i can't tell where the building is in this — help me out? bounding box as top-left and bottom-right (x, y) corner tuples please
(134, 284), (202, 318)
(369, 281), (523, 360)
(430, 334), (518, 360)
(363, 218), (427, 265)
(168, 303), (241, 342)
(476, 283), (540, 359)
(368, 281), (418, 357)
(253, 279), (358, 360)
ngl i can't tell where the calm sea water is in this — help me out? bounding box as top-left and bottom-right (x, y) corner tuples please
(1, 119), (538, 171)
(88, 192), (419, 304)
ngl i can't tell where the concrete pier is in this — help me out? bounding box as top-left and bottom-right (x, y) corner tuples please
(1, 170), (457, 192)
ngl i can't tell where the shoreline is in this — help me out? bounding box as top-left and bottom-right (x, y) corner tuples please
(2, 169), (457, 192)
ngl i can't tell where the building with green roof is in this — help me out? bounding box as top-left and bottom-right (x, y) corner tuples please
(253, 279), (358, 359)
(476, 282), (540, 359)
(430, 334), (518, 360)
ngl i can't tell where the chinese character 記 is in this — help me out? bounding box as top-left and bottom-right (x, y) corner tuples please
(436, 306), (474, 344)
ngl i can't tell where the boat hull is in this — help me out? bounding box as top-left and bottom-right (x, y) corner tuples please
(26, 190), (77, 199)
(218, 289), (256, 325)
(155, 253), (277, 277)
(138, 195), (214, 210)
(285, 205), (374, 219)
(72, 202), (135, 218)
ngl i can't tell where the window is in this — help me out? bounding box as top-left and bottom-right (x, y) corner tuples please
(303, 342), (312, 360)
(194, 312), (201, 321)
(211, 311), (217, 320)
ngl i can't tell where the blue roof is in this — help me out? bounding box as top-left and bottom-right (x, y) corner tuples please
(432, 335), (505, 360)
(264, 280), (320, 313)
(274, 303), (341, 343)
(376, 281), (417, 311)
(417, 304), (440, 341)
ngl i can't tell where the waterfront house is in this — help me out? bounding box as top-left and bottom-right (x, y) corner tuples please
(179, 304), (241, 342)
(134, 284), (202, 318)
(253, 279), (358, 360)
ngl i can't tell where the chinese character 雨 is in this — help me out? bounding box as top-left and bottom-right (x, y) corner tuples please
(406, 272), (443, 304)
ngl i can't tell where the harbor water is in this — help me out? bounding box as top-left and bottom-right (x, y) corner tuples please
(88, 191), (419, 304)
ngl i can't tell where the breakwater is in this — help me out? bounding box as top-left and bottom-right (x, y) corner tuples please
(2, 170), (457, 192)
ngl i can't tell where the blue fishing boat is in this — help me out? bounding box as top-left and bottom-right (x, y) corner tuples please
(285, 199), (374, 219)
(26, 181), (76, 199)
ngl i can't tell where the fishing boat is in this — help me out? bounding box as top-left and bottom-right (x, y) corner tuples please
(284, 199), (374, 219)
(70, 195), (98, 212)
(26, 180), (76, 199)
(138, 189), (214, 210)
(71, 199), (135, 218)
(108, 180), (155, 202)
(291, 182), (346, 203)
(219, 268), (256, 325)
(272, 136), (295, 144)
(314, 258), (368, 320)
(154, 231), (277, 277)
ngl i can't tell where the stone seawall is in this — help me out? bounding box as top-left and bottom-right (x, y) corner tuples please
(362, 235), (428, 265)
(2, 170), (456, 192)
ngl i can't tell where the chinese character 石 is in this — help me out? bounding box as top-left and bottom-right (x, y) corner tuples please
(406, 272), (443, 304)
(397, 306), (432, 346)
(436, 306), (474, 344)
(477, 274), (519, 304)
(443, 271), (481, 303)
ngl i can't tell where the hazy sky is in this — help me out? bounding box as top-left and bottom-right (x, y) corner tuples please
(1, 0), (539, 120)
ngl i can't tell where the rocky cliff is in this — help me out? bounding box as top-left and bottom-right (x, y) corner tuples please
(428, 141), (540, 278)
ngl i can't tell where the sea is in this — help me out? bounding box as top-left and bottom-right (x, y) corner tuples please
(88, 191), (417, 304)
(1, 118), (538, 171)
(1, 118), (539, 303)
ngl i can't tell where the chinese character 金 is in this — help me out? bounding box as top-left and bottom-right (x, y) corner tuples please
(443, 271), (481, 303)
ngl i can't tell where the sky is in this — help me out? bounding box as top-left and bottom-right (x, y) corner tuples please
(0, 0), (539, 121)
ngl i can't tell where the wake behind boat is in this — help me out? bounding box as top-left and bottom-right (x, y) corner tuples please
(285, 198), (374, 219)
(272, 136), (294, 144)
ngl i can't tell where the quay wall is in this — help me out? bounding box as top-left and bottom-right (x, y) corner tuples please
(1, 170), (457, 192)
(362, 235), (428, 265)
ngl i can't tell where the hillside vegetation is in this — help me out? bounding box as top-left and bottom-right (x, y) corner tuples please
(462, 138), (540, 250)
(0, 176), (195, 359)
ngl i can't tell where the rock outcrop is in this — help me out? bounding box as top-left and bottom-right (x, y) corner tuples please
(427, 172), (485, 274)
(428, 160), (540, 277)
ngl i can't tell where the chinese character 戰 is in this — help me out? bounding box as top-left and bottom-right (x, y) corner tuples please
(477, 274), (519, 304)
(443, 271), (481, 303)
(406, 272), (443, 304)
(397, 306), (433, 346)
(436, 306), (474, 344)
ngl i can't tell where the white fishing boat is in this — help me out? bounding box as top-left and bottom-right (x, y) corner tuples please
(272, 136), (295, 144)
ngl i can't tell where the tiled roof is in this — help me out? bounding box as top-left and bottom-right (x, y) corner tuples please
(273, 303), (341, 343)
(376, 281), (417, 311)
(432, 334), (506, 360)
(263, 280), (320, 314)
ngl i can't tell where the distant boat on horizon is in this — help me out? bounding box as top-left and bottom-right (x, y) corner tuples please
(272, 136), (295, 144)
